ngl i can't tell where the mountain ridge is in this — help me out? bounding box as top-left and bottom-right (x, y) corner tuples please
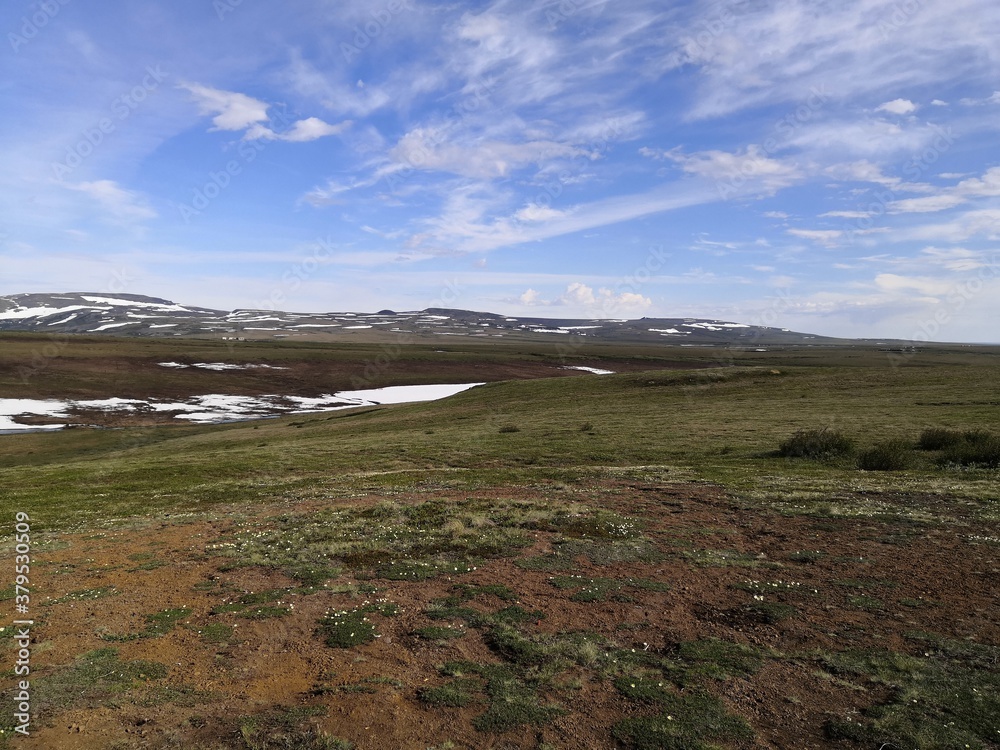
(0, 291), (867, 347)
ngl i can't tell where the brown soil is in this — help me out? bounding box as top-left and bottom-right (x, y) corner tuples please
(10, 480), (1000, 749)
(3, 356), (700, 428)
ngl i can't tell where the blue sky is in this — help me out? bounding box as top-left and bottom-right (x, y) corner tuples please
(2, 0), (999, 341)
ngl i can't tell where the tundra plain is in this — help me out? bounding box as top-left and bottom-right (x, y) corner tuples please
(1, 333), (998, 750)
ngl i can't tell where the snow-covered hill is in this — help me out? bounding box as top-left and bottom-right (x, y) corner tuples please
(0, 292), (836, 346)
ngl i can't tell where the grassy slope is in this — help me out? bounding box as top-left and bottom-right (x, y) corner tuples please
(2, 339), (1000, 749)
(4, 349), (999, 529)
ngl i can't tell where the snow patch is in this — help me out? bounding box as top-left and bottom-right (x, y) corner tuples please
(562, 366), (615, 375)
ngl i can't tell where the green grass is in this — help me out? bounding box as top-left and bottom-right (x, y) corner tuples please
(316, 602), (397, 648)
(612, 690), (754, 750)
(683, 548), (773, 567)
(412, 625), (466, 641)
(211, 497), (635, 582)
(33, 648), (168, 715)
(419, 678), (480, 707)
(5, 336), (1000, 748)
(100, 607), (192, 641)
(5, 348), (1000, 531)
(197, 622), (234, 643)
(238, 706), (351, 750)
(438, 661), (564, 732)
(820, 640), (1000, 748)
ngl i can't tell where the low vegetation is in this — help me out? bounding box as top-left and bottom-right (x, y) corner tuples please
(3, 336), (1000, 748)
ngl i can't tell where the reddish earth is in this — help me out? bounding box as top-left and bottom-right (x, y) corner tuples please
(10, 480), (1000, 749)
(2, 355), (704, 428)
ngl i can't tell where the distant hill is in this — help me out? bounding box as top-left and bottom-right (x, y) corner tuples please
(0, 291), (861, 347)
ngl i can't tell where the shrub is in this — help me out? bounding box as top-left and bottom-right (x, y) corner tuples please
(856, 440), (914, 471)
(777, 428), (854, 459)
(938, 432), (1000, 468)
(918, 427), (964, 450)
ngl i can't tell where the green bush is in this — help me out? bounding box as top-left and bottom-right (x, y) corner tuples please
(777, 428), (854, 459)
(938, 432), (1000, 468)
(856, 440), (914, 471)
(917, 427), (965, 450)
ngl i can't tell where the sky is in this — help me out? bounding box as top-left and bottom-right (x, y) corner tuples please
(1, 0), (999, 341)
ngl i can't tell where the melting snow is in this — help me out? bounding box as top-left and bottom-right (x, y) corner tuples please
(157, 362), (289, 371)
(0, 305), (93, 320)
(0, 398), (68, 431)
(0, 383), (483, 430)
(562, 366), (615, 375)
(80, 296), (190, 312)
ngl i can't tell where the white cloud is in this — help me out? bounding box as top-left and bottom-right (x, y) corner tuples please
(763, 211), (789, 219)
(181, 82), (348, 143)
(959, 91), (1000, 106)
(820, 210), (869, 218)
(874, 273), (952, 297)
(668, 145), (801, 196)
(824, 160), (901, 187)
(515, 283), (652, 314)
(280, 117), (351, 142)
(180, 83), (270, 132)
(954, 167), (1000, 197)
(901, 208), (1000, 242)
(390, 127), (582, 179)
(247, 116), (351, 143)
(919, 246), (992, 272)
(887, 166), (1000, 213)
(791, 119), (934, 158)
(787, 228), (842, 246)
(519, 288), (541, 305)
(876, 98), (917, 115)
(65, 180), (156, 222)
(513, 204), (567, 222)
(889, 194), (966, 213)
(665, 0), (1000, 120)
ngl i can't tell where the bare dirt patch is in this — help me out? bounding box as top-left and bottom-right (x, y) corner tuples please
(8, 478), (999, 749)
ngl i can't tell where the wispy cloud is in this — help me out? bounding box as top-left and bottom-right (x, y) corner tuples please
(65, 180), (156, 223)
